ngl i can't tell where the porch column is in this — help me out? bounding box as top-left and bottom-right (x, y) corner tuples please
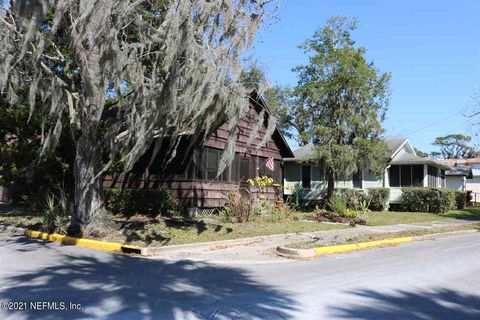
(423, 164), (428, 187)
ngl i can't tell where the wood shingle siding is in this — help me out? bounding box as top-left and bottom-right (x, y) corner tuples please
(103, 91), (293, 209)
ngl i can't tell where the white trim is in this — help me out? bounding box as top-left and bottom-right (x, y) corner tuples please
(390, 139), (416, 160)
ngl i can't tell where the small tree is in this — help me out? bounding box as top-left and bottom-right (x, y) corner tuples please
(0, 0), (274, 233)
(431, 134), (477, 159)
(292, 17), (390, 200)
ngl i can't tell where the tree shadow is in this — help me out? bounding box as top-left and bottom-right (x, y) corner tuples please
(329, 288), (480, 320)
(0, 236), (298, 319)
(445, 207), (480, 221)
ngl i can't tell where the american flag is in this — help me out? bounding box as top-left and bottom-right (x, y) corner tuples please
(265, 157), (274, 171)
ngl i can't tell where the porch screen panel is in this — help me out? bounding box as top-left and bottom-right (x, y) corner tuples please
(389, 165), (400, 187)
(240, 158), (250, 181)
(428, 165), (438, 187)
(400, 165), (412, 187)
(412, 165), (424, 187)
(274, 160), (282, 183)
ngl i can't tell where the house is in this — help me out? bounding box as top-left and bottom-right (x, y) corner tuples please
(104, 91), (294, 211)
(283, 138), (450, 207)
(437, 158), (480, 193)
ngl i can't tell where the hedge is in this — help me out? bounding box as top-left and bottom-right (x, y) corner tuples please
(455, 190), (467, 210)
(104, 188), (177, 217)
(367, 188), (390, 211)
(400, 188), (455, 213)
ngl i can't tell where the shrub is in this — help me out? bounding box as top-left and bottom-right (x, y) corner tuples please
(367, 188), (390, 211)
(438, 188), (455, 213)
(104, 188), (177, 217)
(400, 188), (455, 214)
(466, 190), (473, 206)
(219, 189), (254, 223)
(335, 188), (366, 211)
(327, 194), (348, 216)
(455, 190), (467, 210)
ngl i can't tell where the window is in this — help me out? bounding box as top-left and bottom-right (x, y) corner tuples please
(302, 165), (311, 189)
(389, 165), (400, 187)
(206, 148), (219, 180)
(353, 170), (362, 189)
(240, 158), (250, 182)
(389, 164), (424, 187)
(230, 153), (239, 182)
(256, 156), (281, 182)
(195, 147), (228, 181)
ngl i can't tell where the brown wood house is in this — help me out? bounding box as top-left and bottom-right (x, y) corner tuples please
(103, 91), (294, 210)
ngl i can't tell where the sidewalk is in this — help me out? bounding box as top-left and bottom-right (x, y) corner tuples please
(147, 219), (475, 265)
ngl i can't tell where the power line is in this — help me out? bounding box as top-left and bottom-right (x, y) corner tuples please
(406, 111), (461, 136)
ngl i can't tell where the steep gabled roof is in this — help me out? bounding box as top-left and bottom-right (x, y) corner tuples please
(248, 90), (294, 158)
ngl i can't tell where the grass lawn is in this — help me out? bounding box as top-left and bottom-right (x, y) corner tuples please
(1, 205), (480, 247)
(0, 208), (349, 247)
(114, 215), (350, 247)
(365, 207), (480, 226)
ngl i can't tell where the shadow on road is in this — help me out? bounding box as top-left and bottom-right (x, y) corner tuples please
(0, 236), (298, 319)
(329, 288), (480, 320)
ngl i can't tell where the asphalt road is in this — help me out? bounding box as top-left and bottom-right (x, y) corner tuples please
(0, 231), (479, 320)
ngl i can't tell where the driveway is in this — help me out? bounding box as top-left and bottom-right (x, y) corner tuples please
(0, 230), (479, 319)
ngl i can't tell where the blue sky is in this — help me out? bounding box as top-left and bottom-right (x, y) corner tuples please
(251, 0), (480, 153)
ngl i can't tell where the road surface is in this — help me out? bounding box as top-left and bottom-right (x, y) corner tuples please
(0, 231), (479, 319)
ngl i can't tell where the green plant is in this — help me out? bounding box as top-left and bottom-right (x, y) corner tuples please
(285, 184), (301, 210)
(104, 188), (178, 217)
(41, 188), (70, 234)
(455, 190), (467, 210)
(367, 188), (390, 211)
(327, 194), (348, 216)
(247, 175), (274, 196)
(220, 187), (254, 223)
(343, 208), (358, 219)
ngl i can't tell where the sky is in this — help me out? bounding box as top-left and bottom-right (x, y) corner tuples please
(251, 0), (480, 153)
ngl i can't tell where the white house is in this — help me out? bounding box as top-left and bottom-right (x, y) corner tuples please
(283, 138), (450, 206)
(438, 158), (480, 196)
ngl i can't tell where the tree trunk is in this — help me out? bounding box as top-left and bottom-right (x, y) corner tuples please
(326, 168), (335, 203)
(68, 133), (106, 235)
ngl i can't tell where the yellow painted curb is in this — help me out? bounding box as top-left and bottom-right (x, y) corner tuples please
(314, 236), (413, 256)
(24, 230), (141, 253)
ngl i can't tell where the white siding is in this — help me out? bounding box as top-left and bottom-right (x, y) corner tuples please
(466, 177), (480, 193)
(283, 162), (383, 199)
(446, 176), (465, 191)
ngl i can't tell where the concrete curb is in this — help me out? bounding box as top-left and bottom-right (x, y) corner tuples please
(276, 229), (478, 259)
(140, 231), (320, 256)
(0, 224), (141, 254)
(277, 237), (412, 259)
